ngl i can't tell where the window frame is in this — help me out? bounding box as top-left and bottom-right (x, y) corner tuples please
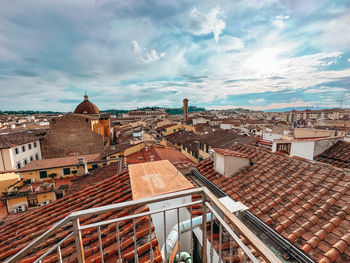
(39, 171), (47, 178)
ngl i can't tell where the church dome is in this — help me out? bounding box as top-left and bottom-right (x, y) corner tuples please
(74, 94), (100, 114)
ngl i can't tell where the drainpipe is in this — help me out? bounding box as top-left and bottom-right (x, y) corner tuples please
(0, 150), (6, 171)
(162, 213), (212, 262)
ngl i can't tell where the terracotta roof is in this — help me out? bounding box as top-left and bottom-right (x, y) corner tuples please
(17, 154), (102, 172)
(0, 131), (43, 149)
(213, 148), (250, 158)
(126, 145), (193, 167)
(165, 130), (198, 145)
(0, 163), (162, 262)
(73, 95), (100, 114)
(315, 141), (350, 169)
(197, 130), (257, 147)
(102, 142), (143, 157)
(196, 144), (350, 263)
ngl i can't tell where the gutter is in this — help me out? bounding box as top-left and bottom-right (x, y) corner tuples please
(190, 169), (315, 263)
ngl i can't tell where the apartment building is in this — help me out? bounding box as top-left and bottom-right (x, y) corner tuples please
(0, 131), (43, 171)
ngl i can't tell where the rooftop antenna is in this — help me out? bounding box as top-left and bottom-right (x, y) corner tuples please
(336, 98), (343, 108)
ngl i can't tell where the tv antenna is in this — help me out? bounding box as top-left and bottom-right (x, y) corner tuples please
(336, 98), (343, 108)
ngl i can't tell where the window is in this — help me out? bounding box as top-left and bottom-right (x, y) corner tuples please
(35, 153), (39, 160)
(92, 164), (99, 169)
(15, 148), (19, 154)
(22, 145), (26, 152)
(16, 162), (21, 169)
(39, 171), (47, 178)
(206, 145), (209, 153)
(28, 143), (32, 150)
(23, 159), (28, 165)
(30, 156), (34, 162)
(199, 143), (204, 151)
(63, 168), (71, 175)
(34, 142), (37, 148)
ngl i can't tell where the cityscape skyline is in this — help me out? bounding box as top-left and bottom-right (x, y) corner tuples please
(0, 0), (350, 111)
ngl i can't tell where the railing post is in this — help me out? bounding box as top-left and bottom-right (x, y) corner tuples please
(202, 194), (207, 263)
(72, 219), (85, 263)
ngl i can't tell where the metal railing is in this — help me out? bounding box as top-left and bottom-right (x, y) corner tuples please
(6, 187), (282, 263)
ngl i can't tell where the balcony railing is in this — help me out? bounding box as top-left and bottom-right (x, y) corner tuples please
(6, 187), (282, 263)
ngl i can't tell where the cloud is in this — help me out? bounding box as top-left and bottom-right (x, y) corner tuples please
(13, 69), (38, 77)
(189, 7), (225, 42)
(218, 35), (244, 51)
(272, 15), (289, 30)
(248, 98), (265, 104)
(132, 40), (165, 63)
(304, 86), (348, 94)
(212, 100), (314, 111)
(0, 0), (350, 111)
(320, 9), (350, 50)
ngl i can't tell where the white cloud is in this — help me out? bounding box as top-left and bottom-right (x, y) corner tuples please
(132, 40), (165, 63)
(272, 15), (289, 29)
(304, 86), (347, 94)
(218, 35), (244, 51)
(189, 7), (226, 42)
(212, 100), (313, 111)
(248, 98), (265, 104)
(320, 10), (350, 50)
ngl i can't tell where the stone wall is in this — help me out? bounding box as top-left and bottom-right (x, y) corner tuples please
(41, 114), (104, 158)
(314, 137), (342, 158)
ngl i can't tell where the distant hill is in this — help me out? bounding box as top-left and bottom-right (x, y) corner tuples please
(103, 106), (206, 116)
(103, 109), (129, 115)
(264, 106), (334, 112)
(165, 106), (206, 115)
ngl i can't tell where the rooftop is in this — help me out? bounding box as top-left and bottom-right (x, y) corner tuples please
(315, 140), (350, 169)
(0, 165), (162, 263)
(73, 95), (100, 115)
(129, 160), (194, 200)
(0, 130), (43, 149)
(17, 153), (102, 172)
(195, 144), (350, 263)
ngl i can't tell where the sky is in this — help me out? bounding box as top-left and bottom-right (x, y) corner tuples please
(0, 0), (350, 112)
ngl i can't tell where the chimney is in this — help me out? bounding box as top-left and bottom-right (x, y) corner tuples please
(213, 149), (250, 178)
(77, 157), (88, 175)
(118, 155), (123, 173)
(183, 98), (188, 122)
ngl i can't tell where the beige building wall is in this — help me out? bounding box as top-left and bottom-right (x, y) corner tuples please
(37, 192), (56, 204)
(0, 173), (20, 192)
(7, 196), (28, 209)
(180, 148), (198, 163)
(20, 163), (102, 182)
(0, 149), (13, 172)
(214, 153), (250, 178)
(294, 128), (337, 138)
